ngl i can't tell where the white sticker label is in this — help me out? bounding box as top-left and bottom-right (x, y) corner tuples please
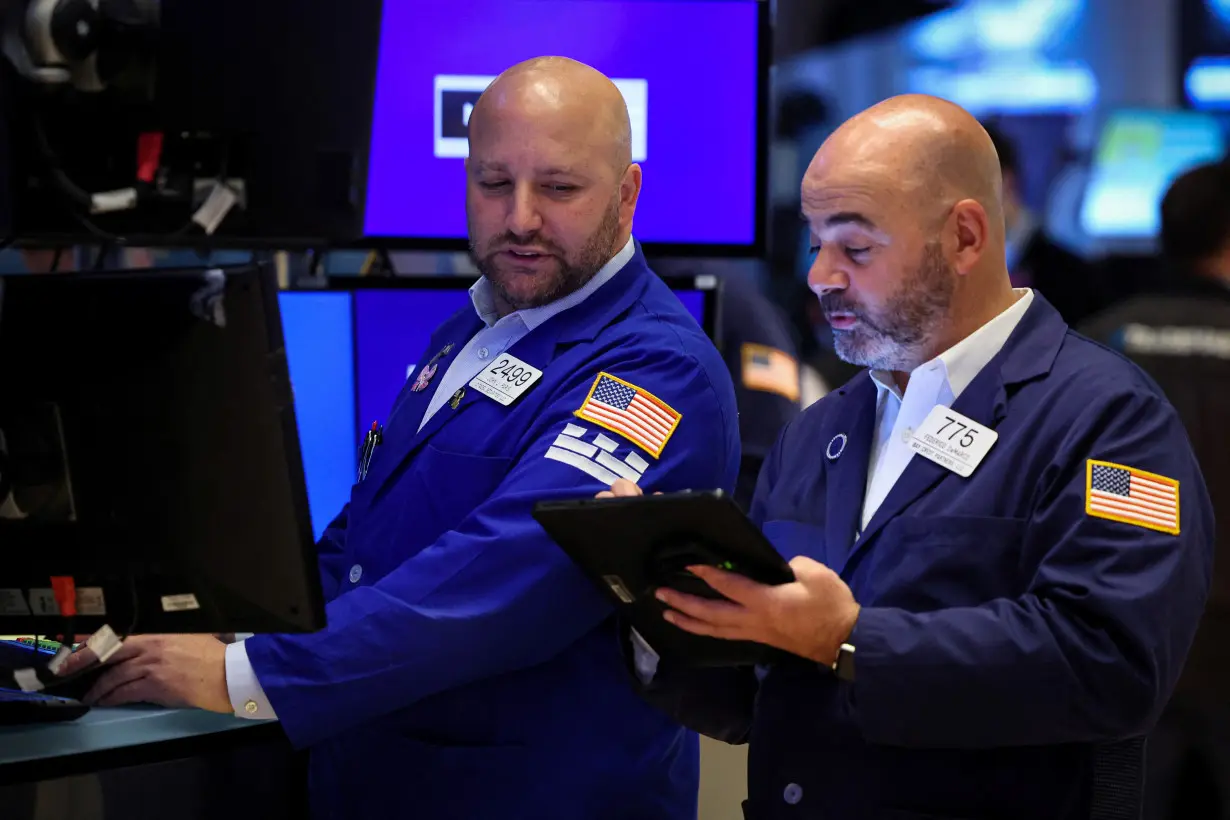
(28, 588), (60, 616)
(468, 353), (544, 406)
(86, 624), (123, 663)
(0, 589), (31, 616)
(910, 406), (999, 478)
(76, 587), (107, 616)
(14, 668), (43, 692)
(161, 593), (201, 612)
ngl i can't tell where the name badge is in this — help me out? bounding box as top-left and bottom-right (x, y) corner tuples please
(469, 353), (544, 406)
(909, 406), (998, 478)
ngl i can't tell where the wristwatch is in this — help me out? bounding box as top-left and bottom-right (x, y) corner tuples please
(832, 642), (855, 682)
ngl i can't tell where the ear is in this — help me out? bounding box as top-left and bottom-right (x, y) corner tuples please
(948, 199), (990, 276)
(620, 163), (643, 211)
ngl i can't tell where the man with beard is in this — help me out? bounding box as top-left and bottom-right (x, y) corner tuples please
(57, 57), (740, 819)
(604, 95), (1214, 820)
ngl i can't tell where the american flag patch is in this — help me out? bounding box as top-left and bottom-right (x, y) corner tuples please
(742, 343), (800, 402)
(575, 373), (682, 459)
(1086, 460), (1180, 535)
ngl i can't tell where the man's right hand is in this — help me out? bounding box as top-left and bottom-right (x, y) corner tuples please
(596, 478), (644, 499)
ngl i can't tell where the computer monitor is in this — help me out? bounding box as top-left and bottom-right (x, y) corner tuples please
(1181, 0), (1230, 109)
(0, 264), (325, 635)
(279, 274), (718, 539)
(1080, 109), (1228, 241)
(361, 0), (768, 254)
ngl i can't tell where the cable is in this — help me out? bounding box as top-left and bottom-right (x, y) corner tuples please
(30, 108), (237, 243)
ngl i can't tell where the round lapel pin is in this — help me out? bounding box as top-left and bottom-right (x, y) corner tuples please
(826, 433), (847, 461)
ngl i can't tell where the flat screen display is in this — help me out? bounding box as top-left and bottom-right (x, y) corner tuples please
(901, 0), (1096, 115)
(1079, 109), (1227, 240)
(1181, 0), (1230, 108)
(362, 0), (763, 249)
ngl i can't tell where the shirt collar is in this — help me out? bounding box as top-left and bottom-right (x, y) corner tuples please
(870, 288), (1035, 401)
(468, 236), (636, 330)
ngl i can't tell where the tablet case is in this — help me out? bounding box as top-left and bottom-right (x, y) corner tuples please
(533, 490), (795, 667)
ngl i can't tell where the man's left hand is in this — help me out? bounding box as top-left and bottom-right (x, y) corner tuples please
(656, 556), (860, 665)
(56, 634), (232, 713)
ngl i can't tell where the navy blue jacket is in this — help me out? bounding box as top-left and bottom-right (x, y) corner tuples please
(246, 249), (740, 819)
(641, 296), (1213, 819)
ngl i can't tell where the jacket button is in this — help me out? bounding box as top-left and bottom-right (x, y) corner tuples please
(349, 564), (363, 583)
(783, 783), (803, 805)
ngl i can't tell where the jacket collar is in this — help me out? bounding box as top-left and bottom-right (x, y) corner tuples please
(364, 244), (657, 499)
(826, 294), (1069, 575)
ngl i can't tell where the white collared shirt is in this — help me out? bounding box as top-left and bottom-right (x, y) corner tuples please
(223, 236), (637, 721)
(418, 236), (636, 430)
(860, 289), (1035, 530)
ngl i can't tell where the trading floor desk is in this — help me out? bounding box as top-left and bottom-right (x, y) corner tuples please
(0, 706), (308, 820)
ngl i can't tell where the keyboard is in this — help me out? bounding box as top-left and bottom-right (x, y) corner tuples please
(0, 639), (107, 701)
(0, 687), (90, 725)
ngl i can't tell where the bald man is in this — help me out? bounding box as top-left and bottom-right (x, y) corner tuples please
(608, 96), (1214, 819)
(57, 57), (739, 819)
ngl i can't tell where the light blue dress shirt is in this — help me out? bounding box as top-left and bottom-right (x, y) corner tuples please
(224, 236), (637, 720)
(418, 237), (636, 430)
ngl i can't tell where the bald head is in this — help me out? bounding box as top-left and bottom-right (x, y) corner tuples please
(809, 94), (1005, 234)
(470, 56), (632, 172)
(464, 57), (643, 317)
(800, 95), (1019, 378)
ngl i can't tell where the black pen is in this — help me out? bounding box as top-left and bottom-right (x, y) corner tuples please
(358, 421), (381, 481)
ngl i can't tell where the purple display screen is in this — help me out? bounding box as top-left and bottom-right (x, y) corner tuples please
(363, 0), (761, 246)
(352, 287), (706, 438)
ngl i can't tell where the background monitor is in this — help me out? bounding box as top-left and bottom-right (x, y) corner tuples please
(279, 274), (718, 539)
(1181, 0), (1230, 109)
(361, 0), (768, 254)
(1079, 109), (1227, 240)
(901, 0), (1096, 115)
(0, 264), (325, 635)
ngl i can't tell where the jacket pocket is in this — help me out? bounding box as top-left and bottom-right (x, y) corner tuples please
(869, 515), (1028, 608)
(408, 442), (513, 534)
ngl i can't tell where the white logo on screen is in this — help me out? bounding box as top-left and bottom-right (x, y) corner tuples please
(433, 74), (648, 162)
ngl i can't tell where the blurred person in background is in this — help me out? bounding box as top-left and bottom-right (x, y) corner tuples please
(983, 121), (1107, 326)
(1080, 160), (1230, 820)
(766, 88), (861, 406)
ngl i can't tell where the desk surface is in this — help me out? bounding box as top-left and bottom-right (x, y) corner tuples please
(0, 705), (283, 784)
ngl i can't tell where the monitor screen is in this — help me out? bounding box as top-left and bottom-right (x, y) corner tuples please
(362, 0), (764, 250)
(280, 280), (711, 539)
(1181, 0), (1230, 108)
(1079, 110), (1227, 240)
(901, 0), (1096, 115)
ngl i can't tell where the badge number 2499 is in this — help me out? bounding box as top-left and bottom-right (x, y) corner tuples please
(909, 406), (998, 477)
(469, 354), (544, 406)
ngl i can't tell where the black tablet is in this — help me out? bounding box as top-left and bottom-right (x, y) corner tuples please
(533, 489), (795, 667)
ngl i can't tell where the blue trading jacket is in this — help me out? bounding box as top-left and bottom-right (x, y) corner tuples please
(246, 248), (740, 819)
(639, 295), (1214, 820)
